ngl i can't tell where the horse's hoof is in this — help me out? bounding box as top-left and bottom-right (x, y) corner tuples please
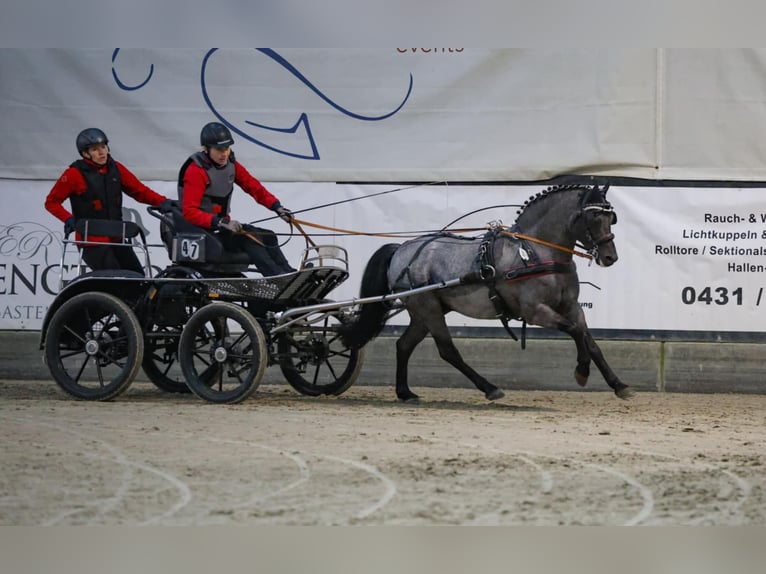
(397, 392), (420, 402)
(575, 373), (588, 387)
(486, 388), (505, 401)
(615, 387), (635, 400)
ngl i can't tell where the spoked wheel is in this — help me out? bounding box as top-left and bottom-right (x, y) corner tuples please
(277, 311), (364, 396)
(44, 292), (143, 400)
(178, 302), (267, 404)
(140, 267), (215, 394)
(141, 319), (190, 393)
(143, 314), (226, 393)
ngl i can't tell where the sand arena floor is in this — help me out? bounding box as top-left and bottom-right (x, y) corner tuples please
(1, 379), (765, 526)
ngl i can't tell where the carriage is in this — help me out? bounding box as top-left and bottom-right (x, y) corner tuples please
(39, 206), (368, 404)
(40, 183), (631, 404)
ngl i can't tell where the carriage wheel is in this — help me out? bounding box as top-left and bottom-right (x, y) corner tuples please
(142, 315), (226, 393)
(178, 302), (267, 404)
(44, 292), (143, 400)
(140, 266), (216, 394)
(277, 311), (364, 396)
(141, 320), (191, 393)
(140, 267), (194, 393)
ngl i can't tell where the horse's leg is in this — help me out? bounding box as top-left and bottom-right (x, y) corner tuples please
(423, 312), (504, 401)
(563, 305), (632, 398)
(523, 303), (593, 386)
(562, 322), (592, 388)
(395, 321), (429, 402)
(528, 304), (632, 399)
(582, 330), (634, 399)
(557, 319), (633, 399)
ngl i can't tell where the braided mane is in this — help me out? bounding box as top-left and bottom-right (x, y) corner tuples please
(514, 184), (607, 223)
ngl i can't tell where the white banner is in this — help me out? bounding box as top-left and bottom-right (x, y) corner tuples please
(609, 187), (766, 333)
(3, 180), (766, 337)
(4, 49), (766, 182)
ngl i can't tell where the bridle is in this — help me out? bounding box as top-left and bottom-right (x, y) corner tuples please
(573, 203), (617, 261)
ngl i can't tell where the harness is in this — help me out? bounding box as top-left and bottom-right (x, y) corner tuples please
(477, 228), (575, 349)
(389, 230), (576, 349)
(386, 225), (581, 348)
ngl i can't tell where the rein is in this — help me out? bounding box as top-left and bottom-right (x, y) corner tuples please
(291, 219), (317, 248)
(292, 218), (596, 260)
(500, 230), (593, 260)
(292, 218), (416, 238)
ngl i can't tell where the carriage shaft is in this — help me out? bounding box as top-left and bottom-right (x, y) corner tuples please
(271, 277), (464, 334)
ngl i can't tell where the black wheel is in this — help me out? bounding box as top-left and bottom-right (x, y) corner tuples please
(44, 292), (143, 400)
(277, 310), (364, 396)
(178, 302), (267, 404)
(140, 267), (213, 394)
(141, 319), (189, 393)
(142, 314), (226, 393)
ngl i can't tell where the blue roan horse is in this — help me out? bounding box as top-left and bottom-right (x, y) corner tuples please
(339, 184), (633, 401)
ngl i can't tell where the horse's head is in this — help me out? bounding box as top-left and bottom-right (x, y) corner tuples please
(570, 184), (618, 267)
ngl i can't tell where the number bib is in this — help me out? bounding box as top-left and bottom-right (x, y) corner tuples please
(172, 233), (207, 262)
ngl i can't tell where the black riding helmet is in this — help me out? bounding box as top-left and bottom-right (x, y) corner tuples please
(76, 128), (109, 154)
(200, 122), (234, 148)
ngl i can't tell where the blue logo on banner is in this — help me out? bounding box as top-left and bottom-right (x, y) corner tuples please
(111, 48), (413, 160)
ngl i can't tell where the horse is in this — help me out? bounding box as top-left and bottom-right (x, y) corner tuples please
(339, 183), (633, 401)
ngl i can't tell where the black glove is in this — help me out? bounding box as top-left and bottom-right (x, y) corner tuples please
(64, 217), (77, 236)
(275, 205), (294, 223)
(158, 199), (178, 213)
(217, 216), (243, 233)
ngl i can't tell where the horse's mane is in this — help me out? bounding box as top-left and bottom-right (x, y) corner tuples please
(514, 184), (608, 223)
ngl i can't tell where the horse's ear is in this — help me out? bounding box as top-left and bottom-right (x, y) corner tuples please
(581, 185), (599, 205)
(601, 183), (610, 197)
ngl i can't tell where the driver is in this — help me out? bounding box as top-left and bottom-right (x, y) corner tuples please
(178, 122), (296, 276)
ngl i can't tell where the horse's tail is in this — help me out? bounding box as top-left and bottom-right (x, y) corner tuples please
(339, 243), (400, 349)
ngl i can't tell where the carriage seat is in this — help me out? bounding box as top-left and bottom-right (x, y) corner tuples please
(56, 219), (151, 288)
(74, 218), (144, 241)
(160, 209), (251, 273)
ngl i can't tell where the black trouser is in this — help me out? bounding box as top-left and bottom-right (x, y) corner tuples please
(80, 244), (144, 274)
(221, 225), (296, 276)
